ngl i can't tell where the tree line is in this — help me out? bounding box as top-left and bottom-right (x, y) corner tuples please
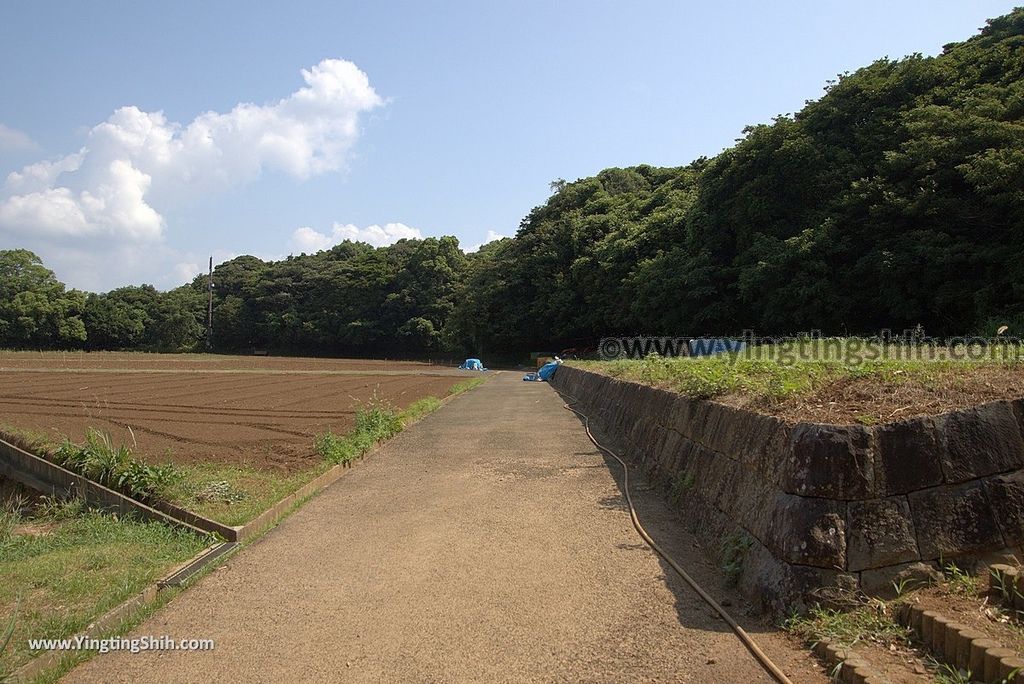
(2, 9), (1022, 357)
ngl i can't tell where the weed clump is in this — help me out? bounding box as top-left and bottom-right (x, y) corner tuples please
(784, 590), (910, 650)
(720, 533), (753, 587)
(315, 403), (404, 466)
(51, 429), (180, 502)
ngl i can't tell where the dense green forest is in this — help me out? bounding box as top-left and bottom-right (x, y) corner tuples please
(2, 9), (1022, 356)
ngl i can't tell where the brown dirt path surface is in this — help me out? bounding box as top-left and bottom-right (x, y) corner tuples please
(63, 372), (825, 683)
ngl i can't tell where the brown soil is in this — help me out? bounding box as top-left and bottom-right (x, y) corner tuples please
(0, 350), (445, 372)
(0, 358), (472, 472)
(907, 584), (1024, 655)
(843, 641), (933, 682)
(708, 364), (1024, 425)
(806, 577), (1024, 681)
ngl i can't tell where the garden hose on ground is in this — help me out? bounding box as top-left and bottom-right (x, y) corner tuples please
(560, 392), (794, 684)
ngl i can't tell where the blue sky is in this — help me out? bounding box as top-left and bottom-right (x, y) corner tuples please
(0, 0), (1018, 291)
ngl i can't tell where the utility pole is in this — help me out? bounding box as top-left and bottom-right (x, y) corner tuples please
(206, 256), (213, 349)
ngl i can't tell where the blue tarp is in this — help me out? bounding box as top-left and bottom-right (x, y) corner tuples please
(687, 339), (745, 357)
(537, 360), (559, 381)
(459, 358), (486, 371)
(523, 360), (561, 381)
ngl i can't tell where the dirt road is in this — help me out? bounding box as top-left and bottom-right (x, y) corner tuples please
(64, 371), (824, 683)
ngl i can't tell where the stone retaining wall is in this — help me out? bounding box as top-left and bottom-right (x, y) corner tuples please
(551, 365), (1024, 612)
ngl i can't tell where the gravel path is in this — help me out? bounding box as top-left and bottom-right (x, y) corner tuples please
(65, 372), (825, 683)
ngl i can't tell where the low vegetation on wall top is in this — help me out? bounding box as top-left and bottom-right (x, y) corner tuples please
(578, 340), (1024, 425)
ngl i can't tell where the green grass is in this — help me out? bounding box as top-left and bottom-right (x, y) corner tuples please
(402, 396), (443, 423)
(720, 533), (753, 588)
(160, 462), (329, 527)
(0, 498), (206, 677)
(577, 340), (1024, 404)
(22, 585), (184, 684)
(784, 601), (910, 651)
(315, 403), (405, 466)
(669, 471), (695, 502)
(448, 377), (486, 396)
(930, 658), (975, 684)
(0, 425), (52, 454)
(942, 561), (981, 597)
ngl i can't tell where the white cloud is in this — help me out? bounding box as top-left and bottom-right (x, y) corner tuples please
(465, 229), (510, 252)
(0, 123), (37, 151)
(0, 59), (383, 290)
(172, 261), (203, 284)
(292, 222), (423, 252)
(170, 249), (247, 287)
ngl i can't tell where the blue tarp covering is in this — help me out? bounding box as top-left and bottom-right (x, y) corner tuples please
(523, 360), (560, 381)
(459, 358), (486, 371)
(687, 339), (745, 357)
(537, 360), (559, 380)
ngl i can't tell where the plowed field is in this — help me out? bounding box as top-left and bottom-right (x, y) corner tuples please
(0, 353), (475, 472)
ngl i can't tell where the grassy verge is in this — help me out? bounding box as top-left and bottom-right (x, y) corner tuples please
(581, 354), (1020, 403)
(576, 341), (1024, 424)
(448, 377), (486, 396)
(0, 497), (206, 677)
(24, 585), (183, 684)
(160, 462), (329, 527)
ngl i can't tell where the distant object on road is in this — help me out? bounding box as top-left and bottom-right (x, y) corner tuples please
(459, 358), (487, 371)
(524, 357), (561, 381)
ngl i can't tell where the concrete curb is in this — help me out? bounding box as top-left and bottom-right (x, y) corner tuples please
(0, 438), (209, 537)
(0, 434), (387, 543)
(811, 638), (887, 683)
(895, 602), (1024, 682)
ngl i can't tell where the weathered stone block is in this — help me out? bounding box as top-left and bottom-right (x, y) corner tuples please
(782, 423), (873, 499)
(645, 386), (678, 426)
(665, 395), (698, 439)
(1013, 398), (1024, 435)
(730, 476), (781, 543)
(874, 418), (945, 495)
(734, 414), (791, 482)
(910, 481), (1005, 559)
(983, 470), (1024, 546)
(697, 402), (738, 456)
(764, 493), (846, 568)
(740, 539), (856, 614)
(859, 560), (942, 596)
(940, 402), (1024, 483)
(685, 401), (715, 449)
(846, 497), (920, 571)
